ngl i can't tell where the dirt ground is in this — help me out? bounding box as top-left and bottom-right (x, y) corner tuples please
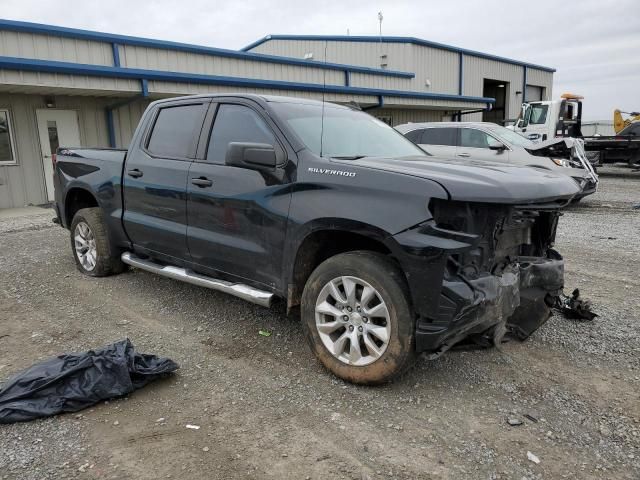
(1, 166), (639, 480)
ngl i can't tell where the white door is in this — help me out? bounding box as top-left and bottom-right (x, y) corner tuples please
(36, 109), (81, 202)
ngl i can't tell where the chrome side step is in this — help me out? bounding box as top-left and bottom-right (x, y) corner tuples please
(120, 252), (273, 308)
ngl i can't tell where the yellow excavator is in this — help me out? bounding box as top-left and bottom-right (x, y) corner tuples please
(613, 109), (640, 135)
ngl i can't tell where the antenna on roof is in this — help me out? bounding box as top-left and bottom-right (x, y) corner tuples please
(378, 11), (383, 42)
(319, 40), (328, 157)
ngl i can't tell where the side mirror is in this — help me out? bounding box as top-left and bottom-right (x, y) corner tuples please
(225, 142), (282, 170)
(488, 140), (507, 151)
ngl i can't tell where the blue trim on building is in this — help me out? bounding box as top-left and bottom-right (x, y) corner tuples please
(106, 109), (116, 147)
(111, 43), (120, 67)
(242, 34), (556, 73)
(458, 52), (464, 96)
(0, 55), (495, 105)
(0, 19), (414, 79)
(105, 77), (150, 147)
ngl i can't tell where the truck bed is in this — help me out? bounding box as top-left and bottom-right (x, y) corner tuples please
(582, 135), (640, 149)
(55, 147), (129, 248)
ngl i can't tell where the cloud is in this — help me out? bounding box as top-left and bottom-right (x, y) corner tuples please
(2, 0), (638, 119)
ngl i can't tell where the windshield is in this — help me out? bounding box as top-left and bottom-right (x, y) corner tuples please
(270, 102), (426, 158)
(517, 103), (548, 128)
(529, 104), (548, 124)
(485, 125), (534, 147)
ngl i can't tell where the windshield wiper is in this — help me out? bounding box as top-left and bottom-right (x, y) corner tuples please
(331, 155), (366, 160)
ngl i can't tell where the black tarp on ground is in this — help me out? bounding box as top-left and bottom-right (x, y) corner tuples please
(0, 339), (178, 423)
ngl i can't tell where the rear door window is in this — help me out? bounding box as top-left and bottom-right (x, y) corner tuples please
(459, 128), (495, 149)
(404, 129), (424, 144)
(147, 104), (207, 158)
(420, 128), (457, 146)
(207, 104), (277, 163)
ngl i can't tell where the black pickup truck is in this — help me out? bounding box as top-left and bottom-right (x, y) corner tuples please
(54, 94), (579, 384)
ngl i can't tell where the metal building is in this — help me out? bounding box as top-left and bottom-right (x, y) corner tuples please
(0, 20), (554, 209)
(243, 35), (555, 124)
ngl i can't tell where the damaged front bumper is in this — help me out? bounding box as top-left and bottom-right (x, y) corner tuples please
(416, 253), (563, 355)
(390, 205), (566, 356)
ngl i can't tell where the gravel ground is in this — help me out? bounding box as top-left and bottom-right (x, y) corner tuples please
(0, 166), (639, 479)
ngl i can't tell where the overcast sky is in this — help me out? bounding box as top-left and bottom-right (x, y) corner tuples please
(3, 0), (638, 119)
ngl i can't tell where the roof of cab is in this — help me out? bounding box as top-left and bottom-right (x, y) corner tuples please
(150, 93), (350, 109)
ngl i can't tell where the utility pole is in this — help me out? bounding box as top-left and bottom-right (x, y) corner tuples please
(378, 11), (387, 69)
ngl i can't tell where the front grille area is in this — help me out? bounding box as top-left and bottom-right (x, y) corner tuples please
(429, 199), (560, 279)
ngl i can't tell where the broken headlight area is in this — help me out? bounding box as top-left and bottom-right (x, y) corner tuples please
(410, 199), (565, 355)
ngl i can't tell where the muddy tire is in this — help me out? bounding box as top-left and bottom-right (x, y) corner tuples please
(70, 207), (125, 277)
(301, 251), (415, 385)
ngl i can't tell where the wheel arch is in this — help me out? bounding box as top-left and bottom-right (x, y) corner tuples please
(64, 187), (99, 227)
(286, 220), (406, 310)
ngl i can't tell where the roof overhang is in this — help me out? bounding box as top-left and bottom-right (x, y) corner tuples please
(0, 56), (495, 109)
(242, 35), (556, 73)
(0, 19), (415, 79)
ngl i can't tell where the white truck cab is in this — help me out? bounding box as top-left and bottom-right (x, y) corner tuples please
(512, 93), (584, 143)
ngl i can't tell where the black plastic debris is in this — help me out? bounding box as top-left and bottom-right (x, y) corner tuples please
(0, 339), (178, 424)
(554, 288), (598, 321)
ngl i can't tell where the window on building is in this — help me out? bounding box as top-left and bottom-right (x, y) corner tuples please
(207, 104), (277, 163)
(420, 128), (457, 146)
(459, 128), (495, 149)
(147, 104), (207, 158)
(0, 110), (17, 164)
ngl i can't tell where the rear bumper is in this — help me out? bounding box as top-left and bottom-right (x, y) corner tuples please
(414, 255), (563, 354)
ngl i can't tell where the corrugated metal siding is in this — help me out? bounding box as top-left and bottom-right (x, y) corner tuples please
(120, 45), (344, 86)
(0, 69), (141, 95)
(380, 97), (485, 110)
(0, 93), (116, 208)
(526, 68), (553, 100)
(252, 40), (455, 93)
(112, 99), (151, 148)
(372, 108), (445, 126)
(0, 31), (114, 66)
(410, 45), (458, 94)
(463, 55), (523, 120)
(146, 80), (377, 104)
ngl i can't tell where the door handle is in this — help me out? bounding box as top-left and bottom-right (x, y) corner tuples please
(457, 153), (470, 157)
(127, 168), (143, 178)
(191, 177), (213, 187)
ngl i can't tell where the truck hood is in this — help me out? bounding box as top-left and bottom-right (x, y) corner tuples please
(524, 138), (576, 158)
(346, 156), (580, 205)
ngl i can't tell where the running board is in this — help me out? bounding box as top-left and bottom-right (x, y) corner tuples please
(120, 252), (273, 308)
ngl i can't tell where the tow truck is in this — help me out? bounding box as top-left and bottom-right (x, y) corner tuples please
(512, 93), (640, 167)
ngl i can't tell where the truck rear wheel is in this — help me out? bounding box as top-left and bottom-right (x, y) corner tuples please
(70, 207), (125, 277)
(301, 251), (415, 384)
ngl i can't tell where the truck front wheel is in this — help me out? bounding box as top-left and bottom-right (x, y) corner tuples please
(301, 251), (415, 384)
(70, 208), (125, 277)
